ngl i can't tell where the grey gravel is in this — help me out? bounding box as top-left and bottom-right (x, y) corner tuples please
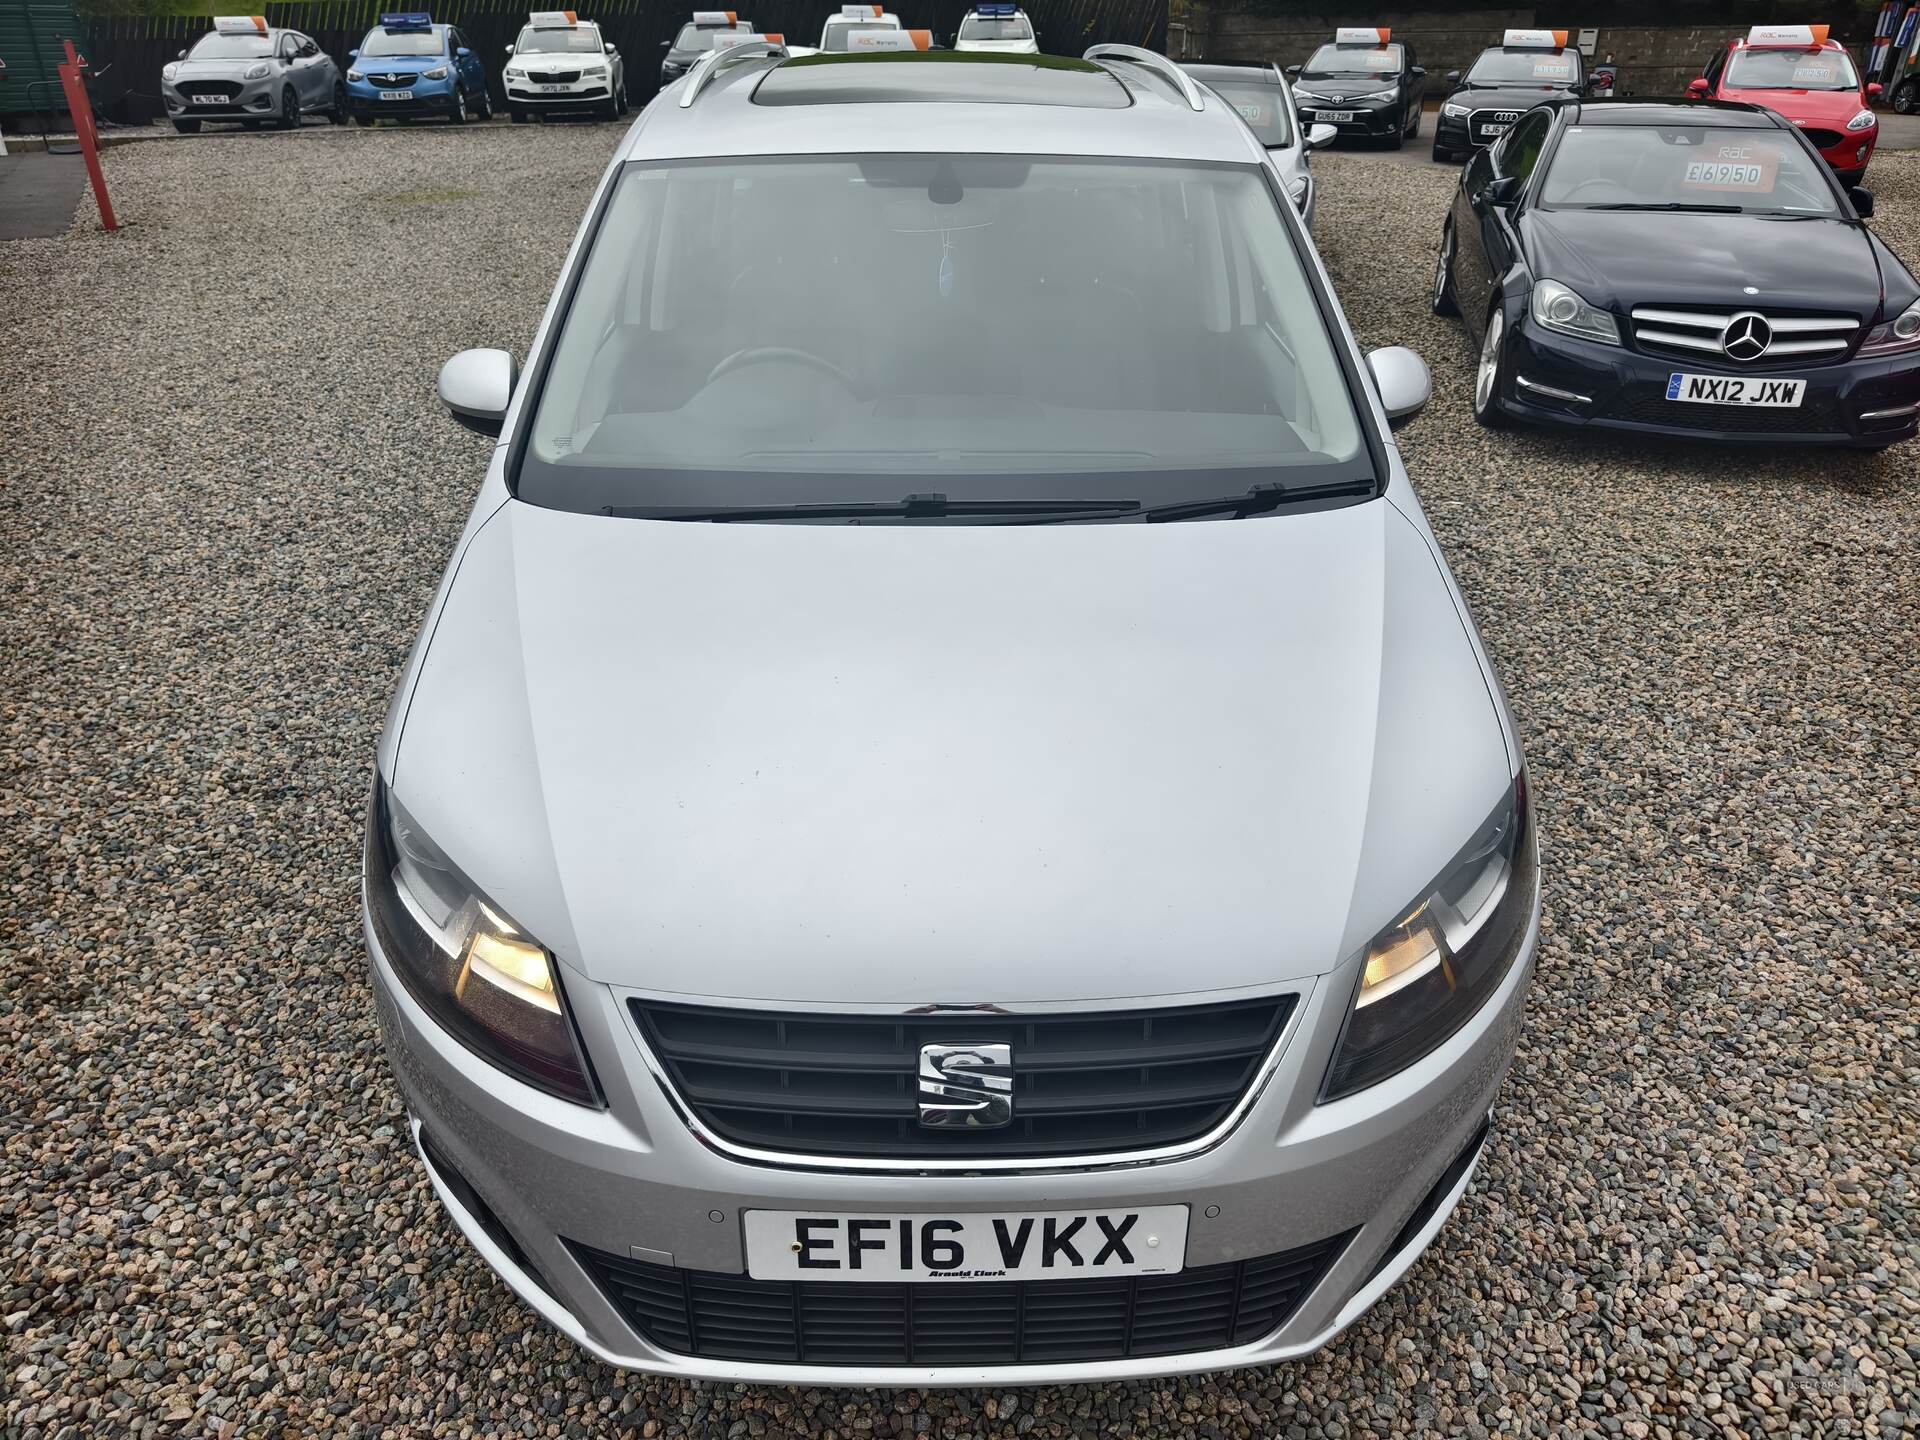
(3, 124), (1917, 1438)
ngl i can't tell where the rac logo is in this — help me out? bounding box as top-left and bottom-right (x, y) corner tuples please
(917, 1043), (1014, 1129)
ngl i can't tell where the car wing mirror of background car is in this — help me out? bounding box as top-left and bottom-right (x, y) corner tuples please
(1687, 77), (1710, 96)
(1445, 69), (1460, 84)
(1411, 65), (1425, 77)
(1285, 64), (1300, 77)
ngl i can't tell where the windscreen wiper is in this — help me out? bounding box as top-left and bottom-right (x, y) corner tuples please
(603, 493), (1143, 522)
(1582, 201), (1745, 214)
(1135, 478), (1376, 523)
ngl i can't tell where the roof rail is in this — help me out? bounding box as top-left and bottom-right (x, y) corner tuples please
(1083, 44), (1206, 112)
(678, 39), (789, 108)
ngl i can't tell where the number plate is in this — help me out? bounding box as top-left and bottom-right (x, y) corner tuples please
(190, 94), (226, 105)
(1313, 109), (1356, 123)
(1479, 122), (1510, 138)
(743, 1206), (1190, 1283)
(1666, 373), (1806, 408)
(378, 89), (412, 101)
(536, 82), (571, 92)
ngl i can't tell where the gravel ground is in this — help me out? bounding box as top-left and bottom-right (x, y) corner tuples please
(2, 125), (1916, 1439)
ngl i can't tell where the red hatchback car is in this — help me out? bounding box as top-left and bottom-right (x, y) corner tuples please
(1691, 25), (1883, 184)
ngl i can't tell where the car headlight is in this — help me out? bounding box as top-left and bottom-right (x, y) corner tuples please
(583, 62), (607, 74)
(364, 783), (601, 1105)
(244, 63), (270, 80)
(423, 65), (449, 80)
(1530, 278), (1620, 346)
(1361, 88), (1398, 103)
(1323, 775), (1536, 1100)
(1846, 109), (1877, 132)
(1442, 100), (1470, 117)
(162, 62), (180, 81)
(346, 68), (364, 82)
(505, 64), (526, 78)
(1859, 297), (1920, 355)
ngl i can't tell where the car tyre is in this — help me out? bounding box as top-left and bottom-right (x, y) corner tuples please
(171, 117), (202, 134)
(602, 89), (620, 121)
(354, 110), (375, 126)
(1895, 80), (1918, 115)
(1432, 221), (1459, 318)
(617, 80), (630, 115)
(276, 86), (298, 129)
(1384, 122), (1404, 151)
(1473, 305), (1511, 429)
(1431, 140), (1452, 162)
(449, 85), (469, 124)
(475, 86), (493, 120)
(329, 81), (348, 124)
(1408, 106), (1422, 138)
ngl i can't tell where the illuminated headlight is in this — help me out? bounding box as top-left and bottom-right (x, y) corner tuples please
(244, 63), (270, 80)
(346, 68), (364, 81)
(1322, 775), (1536, 1100)
(1530, 278), (1620, 346)
(423, 65), (449, 80)
(505, 64), (527, 78)
(364, 783), (601, 1105)
(1361, 88), (1398, 103)
(1846, 109), (1877, 132)
(1859, 298), (1920, 355)
(162, 62), (179, 81)
(1442, 101), (1470, 117)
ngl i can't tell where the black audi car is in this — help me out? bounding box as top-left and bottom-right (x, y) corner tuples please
(1432, 30), (1586, 162)
(1433, 99), (1920, 449)
(1286, 30), (1426, 148)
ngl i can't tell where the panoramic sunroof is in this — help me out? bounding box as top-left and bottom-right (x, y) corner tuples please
(753, 52), (1133, 108)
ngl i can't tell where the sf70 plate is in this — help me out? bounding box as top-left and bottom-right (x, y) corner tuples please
(743, 1206), (1189, 1283)
(1666, 373), (1806, 408)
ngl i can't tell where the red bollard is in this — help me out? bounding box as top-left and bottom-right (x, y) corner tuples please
(56, 37), (118, 231)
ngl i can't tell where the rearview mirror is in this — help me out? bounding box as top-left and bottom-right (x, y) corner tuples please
(1367, 347), (1431, 430)
(1849, 185), (1874, 217)
(438, 349), (516, 438)
(1307, 123), (1337, 150)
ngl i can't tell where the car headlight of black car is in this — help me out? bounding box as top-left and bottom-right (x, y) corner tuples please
(1322, 774), (1536, 1101)
(1359, 87), (1398, 103)
(1859, 298), (1920, 356)
(1441, 100), (1470, 117)
(1530, 278), (1620, 347)
(365, 782), (601, 1105)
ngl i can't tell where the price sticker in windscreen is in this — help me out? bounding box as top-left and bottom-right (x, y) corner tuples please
(1681, 142), (1780, 194)
(1791, 62), (1838, 83)
(1236, 100), (1267, 123)
(1532, 57), (1573, 79)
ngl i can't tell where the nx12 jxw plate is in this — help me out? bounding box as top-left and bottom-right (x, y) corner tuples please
(742, 1206), (1190, 1282)
(1666, 373), (1806, 407)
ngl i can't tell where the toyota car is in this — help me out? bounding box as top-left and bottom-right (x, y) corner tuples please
(1432, 28), (1585, 162)
(1287, 26), (1427, 149)
(1433, 99), (1920, 447)
(366, 42), (1540, 1384)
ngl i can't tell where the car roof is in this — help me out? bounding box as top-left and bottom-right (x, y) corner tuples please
(1563, 98), (1786, 127)
(623, 52), (1270, 164)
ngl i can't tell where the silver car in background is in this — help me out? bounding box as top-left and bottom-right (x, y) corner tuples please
(161, 16), (346, 133)
(1181, 61), (1335, 229)
(365, 41), (1539, 1385)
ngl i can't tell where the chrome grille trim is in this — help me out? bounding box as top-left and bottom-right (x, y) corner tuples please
(1629, 305), (1860, 363)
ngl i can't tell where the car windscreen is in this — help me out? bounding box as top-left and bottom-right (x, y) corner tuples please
(1206, 81), (1293, 147)
(1303, 43), (1404, 76)
(1466, 48), (1580, 86)
(360, 29), (441, 57)
(958, 16), (1033, 41)
(823, 21), (898, 51)
(187, 33), (273, 59)
(519, 155), (1372, 520)
(1537, 125), (1840, 216)
(516, 27), (601, 53)
(673, 23), (752, 51)
(1725, 47), (1858, 91)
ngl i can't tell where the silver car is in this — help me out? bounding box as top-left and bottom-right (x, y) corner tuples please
(162, 17), (346, 133)
(366, 41), (1538, 1386)
(1181, 61), (1335, 229)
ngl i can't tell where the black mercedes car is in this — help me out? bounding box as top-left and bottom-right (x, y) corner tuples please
(1433, 99), (1920, 449)
(1432, 31), (1586, 162)
(1286, 30), (1426, 148)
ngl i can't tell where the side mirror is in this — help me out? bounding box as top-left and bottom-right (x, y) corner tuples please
(504, 43), (515, 55)
(1410, 65), (1425, 78)
(456, 46), (471, 58)
(1307, 123), (1337, 150)
(1867, 81), (1883, 100)
(178, 48), (187, 59)
(1445, 69), (1460, 85)
(348, 48), (359, 58)
(660, 39), (670, 47)
(1284, 64), (1300, 78)
(1849, 185), (1874, 217)
(1367, 347), (1431, 430)
(1486, 175), (1521, 206)
(1687, 77), (1710, 97)
(438, 349), (516, 438)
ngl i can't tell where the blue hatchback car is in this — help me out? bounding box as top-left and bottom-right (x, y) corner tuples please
(347, 13), (491, 124)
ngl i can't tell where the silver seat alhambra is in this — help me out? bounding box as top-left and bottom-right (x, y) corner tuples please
(364, 43), (1539, 1385)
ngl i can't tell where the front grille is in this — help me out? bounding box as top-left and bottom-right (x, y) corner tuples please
(1598, 387), (1845, 435)
(368, 72), (417, 86)
(1799, 127), (1843, 150)
(629, 994), (1297, 1159)
(1469, 108), (1520, 144)
(572, 1232), (1352, 1366)
(1629, 306), (1860, 365)
(528, 69), (581, 83)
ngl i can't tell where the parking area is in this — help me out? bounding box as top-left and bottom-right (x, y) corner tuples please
(2, 123), (1915, 1436)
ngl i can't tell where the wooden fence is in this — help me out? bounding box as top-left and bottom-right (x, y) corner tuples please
(53, 1), (1167, 123)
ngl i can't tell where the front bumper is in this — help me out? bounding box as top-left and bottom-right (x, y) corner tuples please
(1433, 109), (1490, 152)
(347, 78), (455, 118)
(1813, 129), (1876, 181)
(506, 75), (612, 110)
(1295, 97), (1402, 138)
(364, 890), (1539, 1383)
(1493, 314), (1920, 446)
(162, 74), (280, 120)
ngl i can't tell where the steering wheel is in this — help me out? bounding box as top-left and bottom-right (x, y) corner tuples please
(704, 346), (863, 396)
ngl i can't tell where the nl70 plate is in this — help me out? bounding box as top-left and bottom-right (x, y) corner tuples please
(743, 1206), (1189, 1283)
(1667, 372), (1805, 407)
